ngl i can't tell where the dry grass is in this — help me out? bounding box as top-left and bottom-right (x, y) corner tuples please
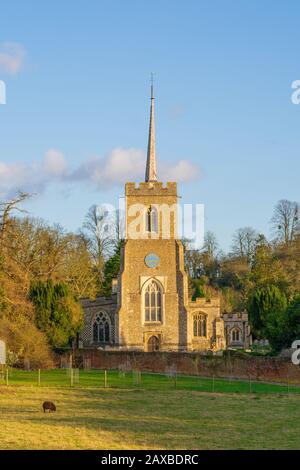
(1, 384), (300, 449)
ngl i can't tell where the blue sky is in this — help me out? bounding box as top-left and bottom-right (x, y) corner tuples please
(0, 0), (299, 251)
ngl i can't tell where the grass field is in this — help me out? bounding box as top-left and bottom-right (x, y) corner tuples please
(2, 368), (300, 393)
(1, 369), (300, 449)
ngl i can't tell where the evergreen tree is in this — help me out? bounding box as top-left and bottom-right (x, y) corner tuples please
(266, 294), (300, 352)
(191, 278), (205, 300)
(101, 240), (123, 296)
(247, 285), (287, 337)
(30, 280), (83, 348)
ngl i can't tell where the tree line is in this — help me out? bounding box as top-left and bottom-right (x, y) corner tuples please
(0, 193), (299, 366)
(0, 193), (121, 367)
(186, 199), (300, 352)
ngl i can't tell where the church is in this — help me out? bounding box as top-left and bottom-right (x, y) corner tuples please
(80, 87), (251, 352)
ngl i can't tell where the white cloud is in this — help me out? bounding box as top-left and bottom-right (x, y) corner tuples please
(161, 160), (199, 182)
(0, 148), (200, 198)
(103, 147), (145, 182)
(71, 148), (145, 185)
(0, 160), (43, 198)
(0, 42), (26, 75)
(72, 149), (199, 186)
(43, 149), (67, 177)
(0, 149), (67, 198)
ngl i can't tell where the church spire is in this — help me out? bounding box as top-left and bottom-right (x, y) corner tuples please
(145, 77), (157, 182)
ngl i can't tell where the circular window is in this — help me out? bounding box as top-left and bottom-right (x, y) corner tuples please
(144, 253), (160, 268)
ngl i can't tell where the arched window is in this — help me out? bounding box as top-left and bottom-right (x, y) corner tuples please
(231, 328), (241, 342)
(145, 206), (158, 233)
(193, 313), (207, 337)
(144, 280), (162, 322)
(93, 312), (110, 343)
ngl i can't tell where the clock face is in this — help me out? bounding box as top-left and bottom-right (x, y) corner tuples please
(144, 253), (160, 268)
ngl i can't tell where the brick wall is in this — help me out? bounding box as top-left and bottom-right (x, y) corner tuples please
(56, 350), (300, 384)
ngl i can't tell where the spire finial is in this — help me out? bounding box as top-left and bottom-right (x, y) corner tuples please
(145, 75), (157, 182)
(150, 72), (154, 99)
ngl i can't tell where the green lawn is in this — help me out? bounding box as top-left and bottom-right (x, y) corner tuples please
(1, 369), (300, 449)
(1, 368), (299, 394)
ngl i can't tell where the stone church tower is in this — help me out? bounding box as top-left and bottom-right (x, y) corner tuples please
(118, 84), (193, 351)
(80, 86), (251, 352)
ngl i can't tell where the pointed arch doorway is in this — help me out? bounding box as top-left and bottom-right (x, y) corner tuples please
(147, 335), (160, 352)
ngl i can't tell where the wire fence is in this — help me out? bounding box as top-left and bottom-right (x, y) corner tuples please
(0, 366), (299, 395)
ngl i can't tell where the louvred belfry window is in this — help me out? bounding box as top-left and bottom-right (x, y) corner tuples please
(145, 206), (158, 233)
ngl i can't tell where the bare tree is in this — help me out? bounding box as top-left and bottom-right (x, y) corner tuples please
(203, 231), (219, 260)
(83, 205), (117, 269)
(271, 199), (300, 245)
(114, 208), (125, 244)
(231, 226), (258, 263)
(7, 217), (70, 283)
(0, 192), (32, 251)
(185, 248), (203, 278)
(61, 233), (98, 299)
(198, 231), (221, 283)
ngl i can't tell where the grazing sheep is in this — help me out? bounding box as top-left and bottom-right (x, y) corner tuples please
(42, 401), (56, 413)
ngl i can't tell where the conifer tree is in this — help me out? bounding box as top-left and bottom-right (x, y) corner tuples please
(247, 285), (288, 337)
(30, 280), (83, 348)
